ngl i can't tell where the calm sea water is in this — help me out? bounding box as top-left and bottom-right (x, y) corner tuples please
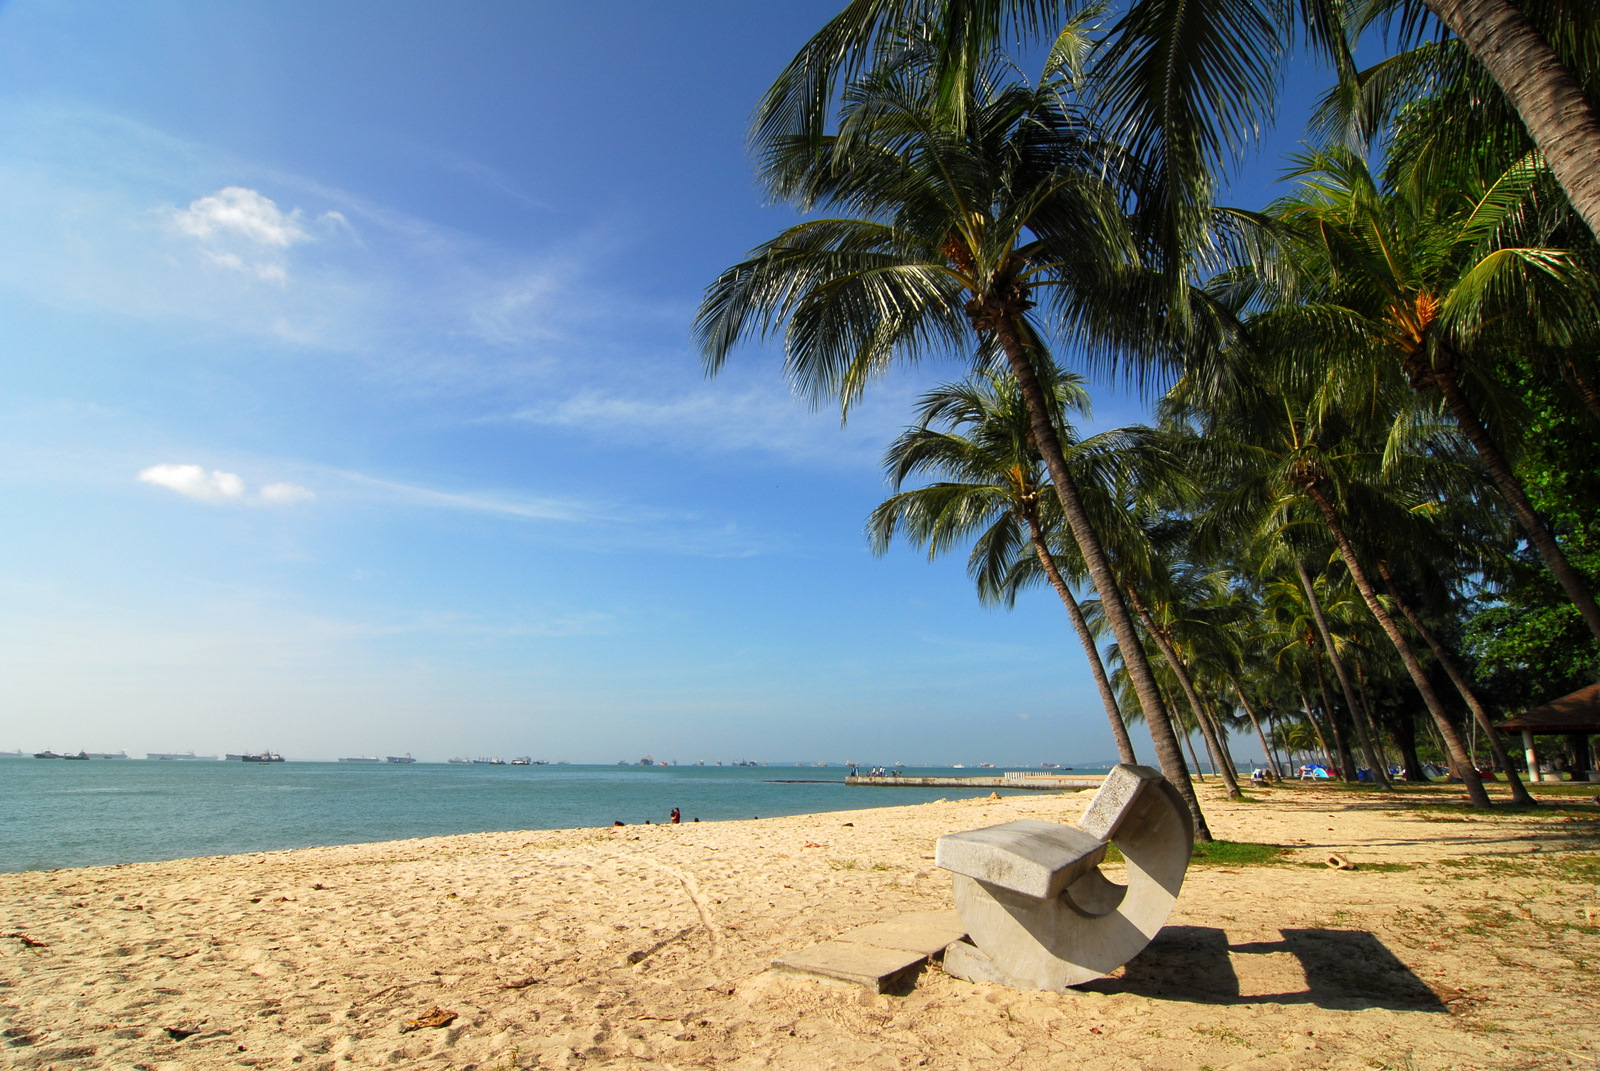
(0, 758), (1091, 873)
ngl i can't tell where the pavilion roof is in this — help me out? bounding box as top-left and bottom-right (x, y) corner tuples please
(1496, 682), (1600, 733)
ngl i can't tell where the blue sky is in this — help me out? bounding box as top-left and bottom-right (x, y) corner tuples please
(0, 2), (1348, 764)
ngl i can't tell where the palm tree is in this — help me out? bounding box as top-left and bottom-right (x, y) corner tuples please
(1372, 0), (1600, 242)
(755, 0), (1600, 247)
(866, 370), (1140, 762)
(697, 39), (1215, 836)
(1375, 559), (1537, 804)
(1260, 147), (1600, 642)
(1168, 360), (1495, 805)
(1290, 556), (1393, 787)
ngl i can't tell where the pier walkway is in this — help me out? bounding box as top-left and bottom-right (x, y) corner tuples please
(844, 772), (1105, 790)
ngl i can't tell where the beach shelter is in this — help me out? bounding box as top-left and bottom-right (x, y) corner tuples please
(1495, 682), (1600, 782)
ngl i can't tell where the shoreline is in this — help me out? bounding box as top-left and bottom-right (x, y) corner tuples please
(1, 783), (1594, 1069)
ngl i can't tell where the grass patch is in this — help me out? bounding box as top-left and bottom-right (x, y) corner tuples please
(1190, 840), (1295, 866)
(1102, 840), (1295, 866)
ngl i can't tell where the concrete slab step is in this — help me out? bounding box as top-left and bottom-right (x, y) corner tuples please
(771, 909), (969, 992)
(771, 942), (929, 991)
(835, 910), (967, 956)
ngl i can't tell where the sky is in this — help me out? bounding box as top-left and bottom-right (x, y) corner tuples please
(0, 1), (1353, 765)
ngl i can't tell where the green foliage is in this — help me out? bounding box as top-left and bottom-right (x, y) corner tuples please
(1465, 366), (1600, 709)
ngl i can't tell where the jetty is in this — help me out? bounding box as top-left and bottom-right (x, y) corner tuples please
(845, 771), (1106, 790)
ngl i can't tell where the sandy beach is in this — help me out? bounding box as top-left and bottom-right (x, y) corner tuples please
(2, 783), (1596, 1070)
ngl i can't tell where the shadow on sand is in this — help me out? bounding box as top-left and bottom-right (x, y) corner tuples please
(1077, 925), (1445, 1010)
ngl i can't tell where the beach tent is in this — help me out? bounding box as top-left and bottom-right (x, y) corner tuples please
(1495, 682), (1600, 782)
(1298, 764), (1331, 779)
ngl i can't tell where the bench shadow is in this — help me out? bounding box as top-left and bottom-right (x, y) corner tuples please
(1076, 925), (1444, 1011)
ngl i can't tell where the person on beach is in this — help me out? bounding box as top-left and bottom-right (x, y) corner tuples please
(670, 807), (681, 824)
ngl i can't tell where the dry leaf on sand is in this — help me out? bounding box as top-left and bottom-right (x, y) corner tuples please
(400, 1007), (457, 1033)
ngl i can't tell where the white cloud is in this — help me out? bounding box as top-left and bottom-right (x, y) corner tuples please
(171, 186), (307, 248)
(259, 482), (316, 505)
(138, 463), (245, 503)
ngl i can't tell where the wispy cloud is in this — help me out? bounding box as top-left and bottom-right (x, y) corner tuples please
(259, 481), (316, 504)
(165, 185), (339, 285)
(170, 186), (308, 248)
(138, 463), (245, 502)
(0, 100), (911, 475)
(338, 471), (593, 523)
(137, 464), (316, 506)
(330, 469), (782, 558)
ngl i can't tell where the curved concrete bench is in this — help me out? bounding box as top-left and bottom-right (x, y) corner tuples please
(936, 764), (1193, 990)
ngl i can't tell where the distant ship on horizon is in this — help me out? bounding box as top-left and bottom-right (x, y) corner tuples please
(148, 751), (218, 761)
(386, 754), (416, 764)
(240, 752), (285, 763)
(339, 756), (381, 763)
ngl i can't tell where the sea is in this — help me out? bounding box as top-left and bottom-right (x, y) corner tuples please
(0, 757), (1109, 874)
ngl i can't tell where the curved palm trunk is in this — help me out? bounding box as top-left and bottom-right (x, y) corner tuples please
(1563, 362), (1600, 426)
(1424, 0), (1600, 244)
(1173, 698), (1208, 779)
(1430, 367), (1600, 642)
(1294, 560), (1393, 789)
(1127, 589), (1244, 799)
(1304, 484), (1492, 807)
(1233, 679), (1282, 778)
(1023, 512), (1139, 763)
(1376, 562), (1535, 806)
(1203, 696), (1240, 774)
(1350, 660), (1393, 773)
(1296, 682), (1338, 772)
(992, 317), (1210, 839)
(1312, 653), (1358, 782)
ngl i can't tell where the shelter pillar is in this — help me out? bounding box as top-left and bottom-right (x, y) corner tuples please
(1521, 730), (1542, 783)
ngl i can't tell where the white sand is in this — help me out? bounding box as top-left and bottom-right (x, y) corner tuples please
(1, 782), (1595, 1069)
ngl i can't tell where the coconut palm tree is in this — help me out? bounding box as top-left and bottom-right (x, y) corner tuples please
(1167, 358), (1495, 805)
(866, 369), (1140, 762)
(1336, 0), (1600, 242)
(1259, 146), (1600, 642)
(755, 0), (1600, 247)
(697, 37), (1216, 836)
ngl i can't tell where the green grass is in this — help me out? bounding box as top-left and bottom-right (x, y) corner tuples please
(1190, 840), (1296, 866)
(1101, 840), (1297, 866)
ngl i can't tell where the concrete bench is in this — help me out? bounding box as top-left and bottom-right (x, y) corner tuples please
(936, 764), (1193, 990)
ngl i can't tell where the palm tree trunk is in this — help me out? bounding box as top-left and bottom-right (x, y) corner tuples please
(1563, 361), (1600, 426)
(1296, 682), (1337, 772)
(1024, 512), (1138, 763)
(1234, 679), (1282, 778)
(1312, 653), (1357, 782)
(1424, 0), (1600, 243)
(1303, 483), (1492, 807)
(1202, 694), (1241, 777)
(1294, 560), (1393, 789)
(1352, 660), (1397, 775)
(1430, 366), (1600, 642)
(1376, 562), (1536, 806)
(1178, 709), (1207, 779)
(993, 318), (1209, 838)
(1127, 590), (1244, 799)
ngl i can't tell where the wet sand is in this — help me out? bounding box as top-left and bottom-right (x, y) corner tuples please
(1, 781), (1595, 1069)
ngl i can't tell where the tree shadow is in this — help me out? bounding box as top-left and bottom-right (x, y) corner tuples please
(1078, 925), (1444, 1010)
